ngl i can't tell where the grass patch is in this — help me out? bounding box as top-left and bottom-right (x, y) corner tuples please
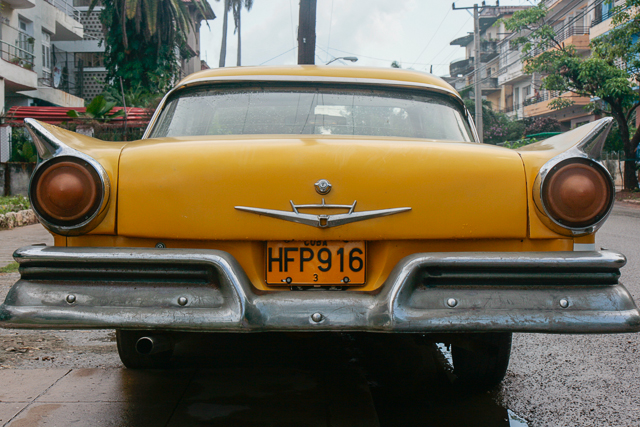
(0, 262), (19, 274)
(0, 195), (30, 216)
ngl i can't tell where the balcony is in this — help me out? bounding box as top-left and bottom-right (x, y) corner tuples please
(450, 58), (474, 77)
(0, 41), (37, 92)
(482, 77), (499, 93)
(523, 92), (591, 118)
(45, 0), (80, 20)
(42, 0), (84, 41)
(3, 0), (35, 8)
(480, 41), (498, 61)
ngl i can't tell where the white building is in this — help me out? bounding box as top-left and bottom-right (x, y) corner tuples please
(0, 0), (85, 113)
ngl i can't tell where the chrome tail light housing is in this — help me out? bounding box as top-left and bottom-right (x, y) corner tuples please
(532, 118), (615, 236)
(25, 119), (110, 236)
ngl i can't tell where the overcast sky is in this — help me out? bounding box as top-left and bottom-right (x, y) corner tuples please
(199, 0), (535, 77)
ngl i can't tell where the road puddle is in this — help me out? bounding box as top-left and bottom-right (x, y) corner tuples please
(164, 332), (530, 426)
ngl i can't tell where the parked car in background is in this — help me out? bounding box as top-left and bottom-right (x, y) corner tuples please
(1, 66), (638, 391)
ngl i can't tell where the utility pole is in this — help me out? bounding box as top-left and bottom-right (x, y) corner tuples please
(298, 0), (317, 64)
(452, 1), (500, 144)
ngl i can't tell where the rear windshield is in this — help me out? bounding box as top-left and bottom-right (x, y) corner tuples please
(149, 84), (474, 142)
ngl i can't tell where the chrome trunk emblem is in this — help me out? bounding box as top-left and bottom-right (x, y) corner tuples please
(235, 199), (411, 228)
(315, 179), (332, 195)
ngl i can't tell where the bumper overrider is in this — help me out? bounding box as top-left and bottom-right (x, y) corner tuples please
(1, 246), (639, 333)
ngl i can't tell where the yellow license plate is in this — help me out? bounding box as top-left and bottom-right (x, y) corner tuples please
(266, 241), (365, 285)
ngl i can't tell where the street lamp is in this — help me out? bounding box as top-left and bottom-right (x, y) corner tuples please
(326, 56), (358, 65)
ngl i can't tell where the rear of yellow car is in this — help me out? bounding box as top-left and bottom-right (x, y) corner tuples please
(1, 66), (638, 390)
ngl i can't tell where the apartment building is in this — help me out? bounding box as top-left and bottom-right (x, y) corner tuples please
(448, 6), (531, 112)
(0, 0), (85, 115)
(54, 0), (215, 102)
(496, 0), (621, 129)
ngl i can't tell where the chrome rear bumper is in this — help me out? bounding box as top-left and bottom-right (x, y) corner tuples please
(1, 246), (639, 333)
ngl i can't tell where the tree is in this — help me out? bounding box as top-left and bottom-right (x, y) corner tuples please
(501, 3), (640, 189)
(218, 0), (254, 67)
(219, 0), (229, 67)
(89, 0), (210, 92)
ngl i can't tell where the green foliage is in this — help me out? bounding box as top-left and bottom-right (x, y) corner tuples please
(0, 195), (30, 216)
(503, 137), (538, 150)
(501, 3), (640, 189)
(0, 262), (19, 274)
(89, 0), (209, 93)
(9, 128), (37, 163)
(465, 99), (525, 144)
(391, 61), (401, 68)
(604, 123), (637, 153)
(67, 95), (125, 122)
(101, 82), (158, 108)
(524, 117), (561, 135)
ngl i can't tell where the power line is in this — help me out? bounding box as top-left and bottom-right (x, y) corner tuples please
(409, 7), (452, 68)
(260, 46), (297, 65)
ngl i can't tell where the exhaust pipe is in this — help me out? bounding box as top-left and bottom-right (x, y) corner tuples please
(135, 335), (172, 355)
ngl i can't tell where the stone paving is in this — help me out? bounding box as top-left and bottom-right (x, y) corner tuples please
(0, 224), (53, 268)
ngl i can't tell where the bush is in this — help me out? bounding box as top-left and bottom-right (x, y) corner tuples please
(0, 195), (30, 215)
(9, 128), (37, 163)
(523, 117), (561, 135)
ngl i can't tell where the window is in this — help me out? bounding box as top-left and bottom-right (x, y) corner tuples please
(523, 85), (531, 97)
(514, 87), (520, 107)
(75, 52), (105, 68)
(150, 84), (475, 142)
(42, 31), (51, 72)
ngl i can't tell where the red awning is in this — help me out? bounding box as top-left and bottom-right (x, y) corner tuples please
(4, 106), (151, 127)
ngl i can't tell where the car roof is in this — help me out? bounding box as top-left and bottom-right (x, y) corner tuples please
(176, 65), (460, 99)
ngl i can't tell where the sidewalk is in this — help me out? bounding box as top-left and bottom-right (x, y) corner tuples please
(0, 224), (53, 268)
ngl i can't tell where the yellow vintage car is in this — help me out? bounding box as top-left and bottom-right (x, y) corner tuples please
(1, 66), (638, 390)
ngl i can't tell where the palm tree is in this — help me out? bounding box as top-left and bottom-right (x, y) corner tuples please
(219, 0), (229, 67)
(89, 0), (209, 50)
(218, 0), (253, 67)
(233, 0), (253, 66)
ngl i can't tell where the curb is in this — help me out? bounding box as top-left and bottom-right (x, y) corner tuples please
(0, 209), (39, 230)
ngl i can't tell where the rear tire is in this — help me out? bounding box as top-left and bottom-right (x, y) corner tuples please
(116, 330), (174, 369)
(451, 332), (512, 391)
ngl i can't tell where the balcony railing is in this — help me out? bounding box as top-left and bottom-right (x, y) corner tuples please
(450, 58), (474, 77)
(0, 40), (35, 70)
(45, 0), (80, 20)
(529, 26), (590, 56)
(592, 8), (614, 27)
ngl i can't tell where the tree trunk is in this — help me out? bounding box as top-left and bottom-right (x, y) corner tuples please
(627, 125), (640, 189)
(237, 8), (241, 66)
(219, 0), (228, 67)
(612, 105), (639, 190)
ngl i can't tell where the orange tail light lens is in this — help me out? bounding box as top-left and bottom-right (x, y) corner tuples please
(541, 159), (613, 229)
(31, 157), (103, 227)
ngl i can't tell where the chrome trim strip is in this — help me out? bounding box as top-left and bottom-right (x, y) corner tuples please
(235, 199), (411, 228)
(24, 119), (111, 236)
(142, 75), (467, 139)
(1, 247), (638, 333)
(533, 117), (615, 236)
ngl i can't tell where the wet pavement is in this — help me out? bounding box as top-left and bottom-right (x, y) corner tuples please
(0, 224), (53, 267)
(2, 206), (640, 426)
(0, 333), (525, 426)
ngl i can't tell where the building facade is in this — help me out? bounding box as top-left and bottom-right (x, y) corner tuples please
(448, 6), (531, 113)
(449, 0), (628, 131)
(0, 0), (85, 115)
(54, 0), (215, 102)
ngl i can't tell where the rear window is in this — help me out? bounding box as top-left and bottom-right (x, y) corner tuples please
(149, 84), (474, 142)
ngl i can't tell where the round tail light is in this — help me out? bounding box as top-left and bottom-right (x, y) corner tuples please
(540, 158), (613, 229)
(30, 156), (108, 233)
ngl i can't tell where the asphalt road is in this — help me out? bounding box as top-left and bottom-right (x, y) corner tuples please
(0, 203), (639, 426)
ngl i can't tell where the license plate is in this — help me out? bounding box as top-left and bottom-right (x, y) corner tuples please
(266, 241), (365, 285)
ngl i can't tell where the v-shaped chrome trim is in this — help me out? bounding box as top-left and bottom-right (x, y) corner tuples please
(235, 199), (411, 228)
